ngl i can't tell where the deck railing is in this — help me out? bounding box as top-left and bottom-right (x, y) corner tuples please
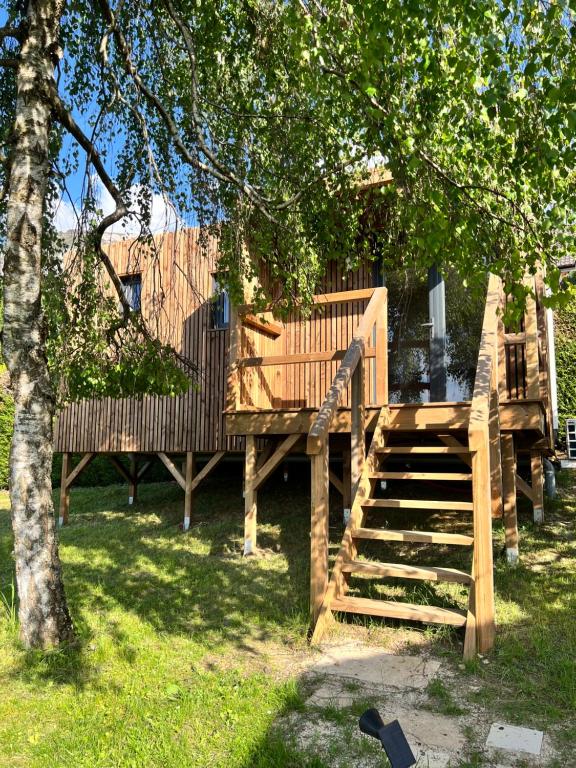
(228, 287), (386, 411)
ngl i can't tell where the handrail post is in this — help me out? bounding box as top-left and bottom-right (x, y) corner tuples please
(350, 346), (366, 502)
(523, 275), (540, 399)
(310, 438), (330, 623)
(470, 424), (496, 652)
(375, 291), (388, 404)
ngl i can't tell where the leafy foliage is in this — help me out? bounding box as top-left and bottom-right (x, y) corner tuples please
(555, 291), (576, 444)
(3, 0), (576, 399)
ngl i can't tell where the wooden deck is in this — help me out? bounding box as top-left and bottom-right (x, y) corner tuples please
(225, 400), (546, 438)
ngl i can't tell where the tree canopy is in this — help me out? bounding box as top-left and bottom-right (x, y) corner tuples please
(1, 0), (576, 402)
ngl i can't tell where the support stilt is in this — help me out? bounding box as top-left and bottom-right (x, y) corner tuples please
(342, 448), (351, 523)
(128, 454), (138, 505)
(183, 452), (195, 532)
(59, 452), (71, 527)
(244, 436), (257, 555)
(310, 441), (329, 623)
(531, 450), (545, 523)
(501, 434), (519, 564)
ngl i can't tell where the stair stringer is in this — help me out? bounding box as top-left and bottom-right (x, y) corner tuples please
(310, 406), (391, 644)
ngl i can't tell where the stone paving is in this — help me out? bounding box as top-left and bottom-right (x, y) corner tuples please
(277, 640), (554, 768)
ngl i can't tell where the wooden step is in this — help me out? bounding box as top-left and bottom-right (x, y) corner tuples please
(362, 498), (474, 511)
(370, 471), (472, 481)
(331, 596), (467, 626)
(342, 560), (472, 584)
(376, 446), (470, 455)
(351, 527), (474, 546)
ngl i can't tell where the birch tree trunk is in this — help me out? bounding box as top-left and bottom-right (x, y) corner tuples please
(2, 0), (74, 648)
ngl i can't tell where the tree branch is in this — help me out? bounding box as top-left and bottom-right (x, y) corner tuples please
(0, 24), (24, 43)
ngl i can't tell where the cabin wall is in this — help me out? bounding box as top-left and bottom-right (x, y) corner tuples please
(54, 229), (243, 454)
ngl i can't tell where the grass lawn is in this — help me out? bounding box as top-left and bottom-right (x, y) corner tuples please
(0, 462), (575, 766)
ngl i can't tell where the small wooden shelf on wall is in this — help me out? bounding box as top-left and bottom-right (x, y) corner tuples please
(240, 313), (283, 338)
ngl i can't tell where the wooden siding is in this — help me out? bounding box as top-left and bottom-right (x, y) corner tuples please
(237, 262), (377, 410)
(54, 229), (242, 453)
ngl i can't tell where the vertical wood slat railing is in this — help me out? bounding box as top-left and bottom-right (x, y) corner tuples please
(502, 274), (541, 401)
(229, 288), (382, 411)
(468, 273), (502, 652)
(306, 287), (388, 621)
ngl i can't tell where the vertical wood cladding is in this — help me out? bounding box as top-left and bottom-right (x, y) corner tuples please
(54, 229), (243, 453)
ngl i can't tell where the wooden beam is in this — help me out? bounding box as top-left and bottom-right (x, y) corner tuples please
(129, 454), (138, 504)
(375, 293), (388, 404)
(236, 287), (375, 315)
(227, 303), (240, 412)
(310, 442), (330, 623)
(524, 276), (540, 400)
(190, 450), (226, 493)
(530, 450), (545, 523)
(244, 436), (258, 555)
(65, 452), (96, 489)
(504, 332), (526, 344)
(501, 434), (519, 564)
(469, 425), (496, 653)
(59, 452), (71, 527)
(238, 347), (376, 368)
(137, 460), (153, 481)
(311, 288), (375, 306)
(254, 434), (300, 490)
(157, 452), (186, 491)
(516, 473), (535, 503)
(328, 469), (344, 497)
(342, 449), (351, 512)
(240, 313), (283, 338)
(183, 452), (195, 531)
(108, 455), (134, 485)
(256, 442), (275, 472)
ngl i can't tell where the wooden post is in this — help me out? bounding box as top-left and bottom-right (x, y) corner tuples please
(244, 435), (258, 555)
(350, 355), (366, 502)
(530, 450), (545, 523)
(59, 452), (71, 527)
(183, 452), (195, 532)
(227, 304), (241, 411)
(342, 448), (352, 522)
(375, 295), (388, 404)
(501, 434), (519, 564)
(128, 453), (138, 505)
(310, 441), (330, 623)
(497, 292), (507, 401)
(524, 277), (540, 400)
(470, 427), (496, 653)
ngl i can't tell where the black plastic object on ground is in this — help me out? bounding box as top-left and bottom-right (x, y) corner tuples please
(359, 708), (416, 768)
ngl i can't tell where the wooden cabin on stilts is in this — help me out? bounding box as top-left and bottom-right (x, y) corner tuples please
(55, 225), (556, 659)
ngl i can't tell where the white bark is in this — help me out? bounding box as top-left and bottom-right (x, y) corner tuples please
(2, 0), (73, 648)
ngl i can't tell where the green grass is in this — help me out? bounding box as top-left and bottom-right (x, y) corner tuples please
(0, 465), (575, 765)
(0, 469), (326, 768)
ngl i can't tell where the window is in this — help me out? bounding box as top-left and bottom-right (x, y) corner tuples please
(120, 273), (142, 312)
(210, 274), (230, 330)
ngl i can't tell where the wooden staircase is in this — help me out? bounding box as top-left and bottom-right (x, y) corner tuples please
(306, 276), (502, 658)
(310, 406), (479, 659)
